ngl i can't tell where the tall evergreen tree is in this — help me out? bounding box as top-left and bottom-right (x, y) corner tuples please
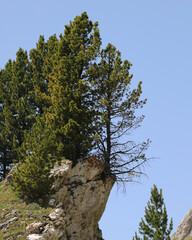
(0, 61), (15, 179)
(44, 12), (101, 162)
(89, 43), (149, 180)
(7, 12), (150, 199)
(29, 34), (58, 115)
(10, 48), (36, 147)
(0, 49), (36, 178)
(133, 185), (173, 240)
(12, 12), (102, 198)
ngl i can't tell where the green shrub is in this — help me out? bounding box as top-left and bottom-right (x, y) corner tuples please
(12, 153), (55, 201)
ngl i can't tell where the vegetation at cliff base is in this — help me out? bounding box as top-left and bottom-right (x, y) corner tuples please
(0, 12), (149, 200)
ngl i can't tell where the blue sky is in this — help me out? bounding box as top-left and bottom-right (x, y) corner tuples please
(1, 1), (192, 239)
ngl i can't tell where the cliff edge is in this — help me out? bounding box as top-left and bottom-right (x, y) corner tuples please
(172, 208), (192, 240)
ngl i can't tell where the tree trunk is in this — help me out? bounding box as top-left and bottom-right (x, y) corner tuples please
(106, 102), (111, 174)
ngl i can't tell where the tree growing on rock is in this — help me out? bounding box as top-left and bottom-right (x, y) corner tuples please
(12, 12), (102, 199)
(44, 12), (101, 163)
(1, 12), (150, 199)
(89, 43), (149, 180)
(133, 185), (173, 240)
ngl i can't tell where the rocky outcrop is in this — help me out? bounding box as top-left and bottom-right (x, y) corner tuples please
(172, 208), (192, 240)
(26, 157), (115, 240)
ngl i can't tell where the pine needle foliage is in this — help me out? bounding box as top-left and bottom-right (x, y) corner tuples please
(89, 43), (149, 179)
(11, 116), (57, 200)
(12, 154), (55, 201)
(45, 12), (101, 162)
(0, 49), (36, 179)
(133, 185), (173, 240)
(0, 12), (150, 199)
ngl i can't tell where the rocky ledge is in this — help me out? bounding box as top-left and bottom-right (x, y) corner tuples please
(25, 157), (115, 240)
(172, 208), (192, 240)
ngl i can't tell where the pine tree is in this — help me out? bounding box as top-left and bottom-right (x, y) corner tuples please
(44, 12), (101, 162)
(0, 60), (17, 179)
(29, 34), (58, 115)
(9, 12), (150, 199)
(0, 62), (14, 179)
(89, 43), (149, 179)
(0, 49), (36, 179)
(133, 185), (173, 240)
(0, 100), (13, 180)
(12, 12), (102, 198)
(12, 115), (56, 200)
(10, 48), (36, 147)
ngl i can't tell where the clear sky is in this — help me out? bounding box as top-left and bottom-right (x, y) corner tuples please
(1, 1), (192, 239)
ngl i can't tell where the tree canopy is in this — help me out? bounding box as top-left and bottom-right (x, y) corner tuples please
(0, 12), (149, 198)
(89, 43), (149, 179)
(133, 185), (173, 240)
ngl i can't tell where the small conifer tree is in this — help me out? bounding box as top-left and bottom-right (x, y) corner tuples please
(133, 185), (173, 240)
(12, 115), (58, 200)
(12, 153), (55, 200)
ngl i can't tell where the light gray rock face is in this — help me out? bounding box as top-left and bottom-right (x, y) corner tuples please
(172, 208), (192, 240)
(27, 157), (115, 240)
